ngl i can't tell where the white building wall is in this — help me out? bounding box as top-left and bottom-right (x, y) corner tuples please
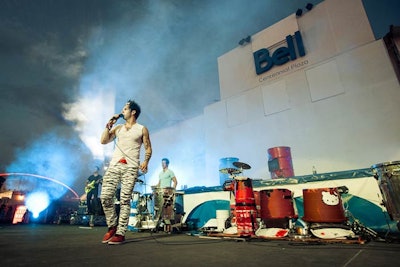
(146, 0), (400, 189)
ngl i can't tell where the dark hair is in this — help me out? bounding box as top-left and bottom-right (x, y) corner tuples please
(162, 158), (170, 165)
(127, 99), (141, 119)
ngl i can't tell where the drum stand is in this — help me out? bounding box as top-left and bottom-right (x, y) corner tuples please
(153, 203), (165, 232)
(154, 205), (166, 232)
(153, 191), (178, 233)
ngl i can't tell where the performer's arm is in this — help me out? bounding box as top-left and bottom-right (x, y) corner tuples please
(101, 128), (115, 144)
(139, 126), (152, 173)
(101, 114), (121, 144)
(172, 176), (177, 189)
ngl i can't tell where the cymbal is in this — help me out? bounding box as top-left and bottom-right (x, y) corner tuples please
(219, 168), (241, 174)
(233, 161), (251, 170)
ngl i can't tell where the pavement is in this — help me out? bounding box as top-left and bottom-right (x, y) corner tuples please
(1, 223), (400, 267)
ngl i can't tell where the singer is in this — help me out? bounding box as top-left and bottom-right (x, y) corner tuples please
(100, 99), (152, 245)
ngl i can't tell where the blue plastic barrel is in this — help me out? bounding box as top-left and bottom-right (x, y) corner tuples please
(219, 157), (239, 185)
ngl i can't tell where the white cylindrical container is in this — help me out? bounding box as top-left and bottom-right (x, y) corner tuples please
(216, 209), (230, 231)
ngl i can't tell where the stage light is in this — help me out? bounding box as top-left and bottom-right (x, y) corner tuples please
(25, 191), (50, 219)
(296, 9), (303, 17)
(306, 3), (314, 11)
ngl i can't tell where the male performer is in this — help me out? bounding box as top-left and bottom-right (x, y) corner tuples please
(155, 158), (178, 232)
(100, 99), (152, 245)
(157, 158), (177, 190)
(85, 167), (102, 215)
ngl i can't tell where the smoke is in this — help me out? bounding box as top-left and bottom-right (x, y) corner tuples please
(4, 127), (90, 219)
(60, 0), (241, 162)
(62, 81), (117, 161)
(1, 0), (331, 199)
(59, 0), (271, 190)
(5, 129), (91, 196)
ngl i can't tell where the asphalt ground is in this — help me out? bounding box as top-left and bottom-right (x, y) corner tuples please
(1, 224), (400, 267)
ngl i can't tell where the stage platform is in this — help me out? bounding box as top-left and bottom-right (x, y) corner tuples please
(1, 224), (399, 266)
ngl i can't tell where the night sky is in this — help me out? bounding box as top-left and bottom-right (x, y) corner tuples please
(0, 0), (399, 201)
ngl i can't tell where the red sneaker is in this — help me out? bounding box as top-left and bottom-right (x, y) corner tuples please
(102, 226), (117, 244)
(108, 234), (125, 245)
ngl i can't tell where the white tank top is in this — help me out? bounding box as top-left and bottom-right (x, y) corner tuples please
(110, 123), (143, 168)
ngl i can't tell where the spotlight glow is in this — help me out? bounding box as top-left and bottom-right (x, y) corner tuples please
(25, 191), (50, 219)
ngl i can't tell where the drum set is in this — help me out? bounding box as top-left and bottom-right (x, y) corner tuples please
(127, 182), (184, 233)
(219, 161), (377, 240)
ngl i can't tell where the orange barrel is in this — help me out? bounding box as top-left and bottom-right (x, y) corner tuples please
(219, 157), (239, 185)
(234, 178), (256, 206)
(259, 189), (297, 228)
(302, 188), (347, 223)
(267, 146), (294, 179)
(234, 177), (257, 236)
(259, 189), (296, 220)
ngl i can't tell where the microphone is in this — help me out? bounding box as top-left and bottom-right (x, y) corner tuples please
(110, 114), (123, 121)
(106, 114), (123, 130)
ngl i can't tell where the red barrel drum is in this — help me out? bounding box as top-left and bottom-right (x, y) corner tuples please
(234, 178), (257, 236)
(302, 188), (347, 223)
(267, 146), (294, 179)
(259, 189), (297, 228)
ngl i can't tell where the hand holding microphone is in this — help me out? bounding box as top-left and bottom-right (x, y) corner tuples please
(106, 113), (123, 130)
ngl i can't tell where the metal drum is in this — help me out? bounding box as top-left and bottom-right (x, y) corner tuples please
(259, 189), (297, 228)
(234, 177), (257, 236)
(302, 188), (347, 223)
(235, 177), (256, 206)
(162, 187), (176, 220)
(267, 146), (294, 179)
(372, 161), (400, 221)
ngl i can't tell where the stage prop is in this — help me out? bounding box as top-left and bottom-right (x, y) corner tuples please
(267, 146), (294, 179)
(182, 164), (400, 242)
